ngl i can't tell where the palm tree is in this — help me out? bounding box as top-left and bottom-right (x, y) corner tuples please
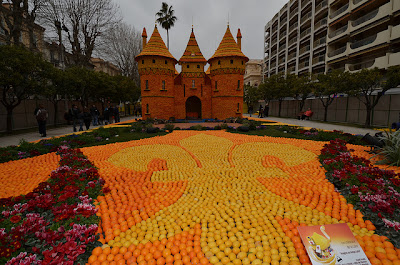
(156, 2), (177, 50)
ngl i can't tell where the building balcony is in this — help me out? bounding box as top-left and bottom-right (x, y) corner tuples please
(301, 12), (312, 25)
(328, 23), (349, 42)
(314, 18), (327, 32)
(299, 45), (311, 56)
(288, 37), (298, 47)
(298, 60), (310, 71)
(394, 0), (400, 14)
(272, 38), (278, 46)
(350, 3), (391, 33)
(271, 50), (277, 58)
(290, 7), (299, 18)
(315, 0), (328, 15)
(289, 22), (298, 33)
(314, 37), (327, 48)
(391, 24), (400, 41)
(280, 20), (287, 30)
(389, 52), (400, 67)
(300, 28), (311, 40)
(352, 0), (369, 11)
(329, 3), (349, 21)
(279, 57), (286, 65)
(288, 66), (296, 73)
(288, 52), (297, 62)
(279, 44), (287, 54)
(347, 55), (388, 72)
(328, 45), (347, 60)
(301, 0), (312, 10)
(280, 31), (287, 39)
(349, 29), (390, 55)
(312, 55), (325, 65)
(328, 0), (340, 5)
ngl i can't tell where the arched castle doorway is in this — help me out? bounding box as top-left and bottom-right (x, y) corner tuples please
(186, 96), (202, 119)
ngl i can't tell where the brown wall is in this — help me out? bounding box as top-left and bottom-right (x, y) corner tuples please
(257, 94), (400, 127)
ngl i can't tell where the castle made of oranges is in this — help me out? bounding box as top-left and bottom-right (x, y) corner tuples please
(135, 25), (249, 120)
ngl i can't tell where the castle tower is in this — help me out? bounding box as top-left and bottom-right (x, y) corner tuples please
(208, 26), (249, 119)
(177, 27), (210, 119)
(135, 26), (177, 119)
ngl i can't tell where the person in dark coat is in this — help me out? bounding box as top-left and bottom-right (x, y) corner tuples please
(258, 105), (263, 118)
(82, 107), (92, 130)
(248, 105), (253, 117)
(90, 105), (100, 126)
(69, 104), (81, 132)
(114, 105), (120, 123)
(264, 103), (269, 117)
(103, 107), (110, 125)
(36, 104), (48, 137)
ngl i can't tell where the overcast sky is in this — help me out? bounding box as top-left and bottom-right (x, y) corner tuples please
(117, 0), (287, 61)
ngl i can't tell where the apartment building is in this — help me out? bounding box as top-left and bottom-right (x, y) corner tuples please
(263, 0), (400, 77)
(244, 59), (263, 87)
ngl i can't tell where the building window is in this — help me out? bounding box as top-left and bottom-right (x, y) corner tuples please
(187, 64), (189, 68)
(237, 103), (240, 112)
(145, 80), (149, 90)
(192, 80), (195, 88)
(218, 60), (221, 65)
(184, 85), (186, 97)
(230, 60), (233, 64)
(242, 61), (244, 65)
(215, 81), (218, 90)
(152, 59), (155, 63)
(162, 80), (166, 90)
(165, 60), (168, 64)
(237, 80), (241, 90)
(197, 65), (200, 68)
(142, 60), (144, 64)
(146, 104), (149, 114)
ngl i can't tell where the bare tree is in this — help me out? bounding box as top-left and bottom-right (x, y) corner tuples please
(0, 0), (45, 50)
(99, 21), (142, 84)
(39, 0), (120, 67)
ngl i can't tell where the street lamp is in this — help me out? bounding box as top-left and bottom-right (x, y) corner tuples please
(55, 20), (69, 112)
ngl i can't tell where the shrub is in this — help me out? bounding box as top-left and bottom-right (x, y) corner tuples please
(238, 126), (250, 132)
(376, 130), (400, 166)
(131, 122), (143, 133)
(220, 123), (228, 130)
(214, 125), (222, 130)
(190, 125), (204, 131)
(164, 123), (175, 132)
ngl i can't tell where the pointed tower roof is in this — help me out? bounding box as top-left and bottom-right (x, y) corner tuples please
(179, 28), (207, 63)
(208, 26), (248, 62)
(136, 26), (177, 62)
(142, 27), (147, 37)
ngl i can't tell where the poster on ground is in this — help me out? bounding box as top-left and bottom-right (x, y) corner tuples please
(297, 223), (371, 265)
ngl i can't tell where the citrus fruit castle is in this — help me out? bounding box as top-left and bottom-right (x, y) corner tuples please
(135, 25), (249, 120)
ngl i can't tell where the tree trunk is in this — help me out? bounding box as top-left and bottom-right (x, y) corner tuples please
(278, 100), (282, 117)
(365, 105), (372, 128)
(324, 105), (328, 122)
(300, 99), (305, 112)
(53, 101), (59, 127)
(166, 29), (169, 50)
(6, 107), (14, 134)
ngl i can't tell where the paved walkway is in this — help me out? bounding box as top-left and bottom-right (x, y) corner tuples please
(0, 116), (138, 148)
(0, 115), (381, 148)
(244, 114), (380, 135)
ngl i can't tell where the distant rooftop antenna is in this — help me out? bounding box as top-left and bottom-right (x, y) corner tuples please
(228, 12), (230, 26)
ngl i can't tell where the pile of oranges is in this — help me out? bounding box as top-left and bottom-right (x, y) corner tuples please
(2, 130), (398, 265)
(80, 131), (400, 265)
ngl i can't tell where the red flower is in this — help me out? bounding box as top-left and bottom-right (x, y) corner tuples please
(10, 215), (21, 224)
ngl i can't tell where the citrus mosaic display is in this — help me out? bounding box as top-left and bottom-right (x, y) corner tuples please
(78, 131), (400, 265)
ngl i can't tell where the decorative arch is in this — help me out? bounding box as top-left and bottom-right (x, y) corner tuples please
(186, 96), (202, 119)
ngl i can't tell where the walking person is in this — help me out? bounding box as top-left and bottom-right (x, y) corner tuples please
(83, 107), (92, 130)
(103, 107), (110, 125)
(90, 105), (99, 126)
(114, 105), (120, 123)
(36, 104), (48, 137)
(258, 105), (263, 118)
(248, 105), (253, 117)
(264, 103), (269, 118)
(69, 104), (81, 132)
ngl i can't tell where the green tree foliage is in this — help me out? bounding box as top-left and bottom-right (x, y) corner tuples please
(292, 74), (314, 112)
(346, 68), (392, 128)
(243, 84), (260, 111)
(156, 2), (177, 50)
(314, 70), (349, 122)
(0, 45), (51, 133)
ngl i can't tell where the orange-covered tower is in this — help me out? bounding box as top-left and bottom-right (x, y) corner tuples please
(175, 27), (211, 119)
(135, 26), (177, 119)
(208, 26), (249, 119)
